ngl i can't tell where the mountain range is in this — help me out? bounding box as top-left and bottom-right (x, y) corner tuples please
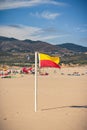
(0, 36), (87, 54)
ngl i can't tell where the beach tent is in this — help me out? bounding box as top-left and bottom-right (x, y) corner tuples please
(22, 67), (29, 73)
(22, 67), (33, 74)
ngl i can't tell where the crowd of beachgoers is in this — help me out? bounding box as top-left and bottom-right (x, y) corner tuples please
(0, 65), (35, 78)
(0, 64), (87, 78)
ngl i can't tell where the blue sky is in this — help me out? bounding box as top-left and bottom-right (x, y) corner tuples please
(0, 0), (87, 47)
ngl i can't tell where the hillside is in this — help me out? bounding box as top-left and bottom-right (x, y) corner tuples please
(0, 36), (69, 54)
(0, 36), (87, 54)
(57, 43), (87, 52)
(0, 36), (87, 66)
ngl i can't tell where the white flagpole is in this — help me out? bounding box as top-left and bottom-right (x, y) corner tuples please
(35, 52), (38, 112)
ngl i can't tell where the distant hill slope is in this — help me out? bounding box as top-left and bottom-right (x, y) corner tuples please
(0, 36), (69, 54)
(57, 43), (87, 52)
(0, 36), (87, 65)
(0, 36), (87, 54)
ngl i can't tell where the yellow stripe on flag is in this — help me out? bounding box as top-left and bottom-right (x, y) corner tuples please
(39, 53), (60, 64)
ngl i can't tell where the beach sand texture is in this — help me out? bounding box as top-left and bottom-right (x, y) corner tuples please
(0, 66), (87, 130)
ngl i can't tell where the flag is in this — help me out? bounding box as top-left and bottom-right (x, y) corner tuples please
(38, 53), (61, 68)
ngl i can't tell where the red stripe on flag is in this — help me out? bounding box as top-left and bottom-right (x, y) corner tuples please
(40, 60), (61, 68)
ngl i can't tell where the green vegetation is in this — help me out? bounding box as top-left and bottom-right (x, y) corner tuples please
(0, 52), (87, 66)
(0, 36), (87, 67)
(61, 53), (87, 65)
(0, 52), (35, 66)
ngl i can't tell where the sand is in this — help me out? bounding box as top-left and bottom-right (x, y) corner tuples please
(0, 66), (87, 130)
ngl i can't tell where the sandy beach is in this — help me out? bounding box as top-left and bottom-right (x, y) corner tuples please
(0, 66), (87, 130)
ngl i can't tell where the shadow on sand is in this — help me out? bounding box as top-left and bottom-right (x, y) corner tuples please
(41, 105), (87, 111)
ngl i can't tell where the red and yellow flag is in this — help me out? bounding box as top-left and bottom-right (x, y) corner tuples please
(38, 53), (60, 68)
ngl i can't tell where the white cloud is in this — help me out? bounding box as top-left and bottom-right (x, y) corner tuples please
(39, 34), (68, 41)
(41, 11), (61, 20)
(0, 25), (42, 40)
(31, 11), (61, 20)
(0, 25), (68, 41)
(0, 0), (67, 10)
